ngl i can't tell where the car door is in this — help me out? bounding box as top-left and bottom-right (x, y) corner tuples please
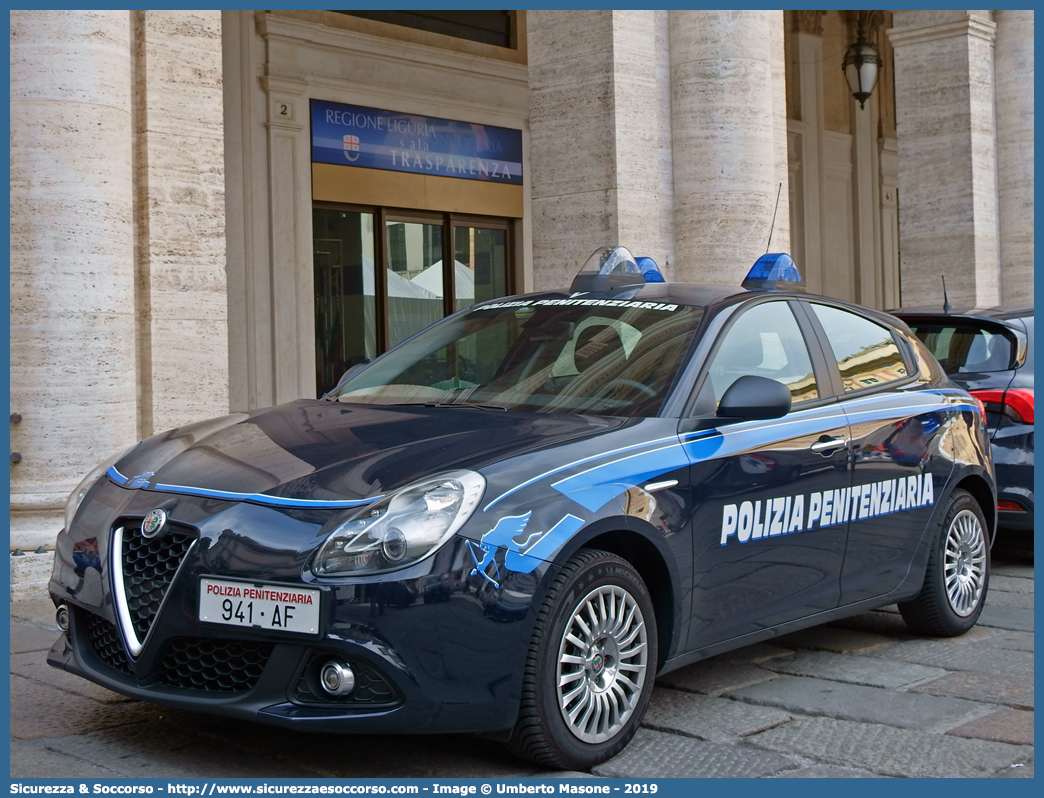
(684, 299), (853, 649)
(805, 302), (947, 605)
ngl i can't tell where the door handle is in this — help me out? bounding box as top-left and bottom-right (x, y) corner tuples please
(810, 436), (847, 454)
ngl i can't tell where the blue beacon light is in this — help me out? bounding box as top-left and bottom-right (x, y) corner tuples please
(635, 257), (665, 283)
(570, 246), (665, 295)
(742, 253), (805, 292)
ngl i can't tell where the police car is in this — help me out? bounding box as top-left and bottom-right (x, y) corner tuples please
(49, 247), (995, 770)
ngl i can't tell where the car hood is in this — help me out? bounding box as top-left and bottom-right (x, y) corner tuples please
(113, 400), (629, 506)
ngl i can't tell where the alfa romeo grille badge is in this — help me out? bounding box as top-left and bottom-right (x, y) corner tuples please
(141, 508), (168, 538)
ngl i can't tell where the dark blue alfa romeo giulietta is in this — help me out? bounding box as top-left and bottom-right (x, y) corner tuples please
(49, 247), (996, 769)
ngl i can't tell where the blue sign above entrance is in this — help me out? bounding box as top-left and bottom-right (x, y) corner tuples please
(311, 100), (523, 186)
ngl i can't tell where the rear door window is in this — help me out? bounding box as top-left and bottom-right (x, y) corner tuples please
(810, 304), (908, 392)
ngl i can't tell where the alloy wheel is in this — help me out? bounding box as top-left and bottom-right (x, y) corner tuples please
(944, 508), (987, 617)
(555, 584), (648, 744)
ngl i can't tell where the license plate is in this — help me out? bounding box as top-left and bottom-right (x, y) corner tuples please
(199, 577), (320, 635)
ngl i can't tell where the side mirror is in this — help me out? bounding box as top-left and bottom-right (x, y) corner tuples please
(717, 375), (792, 421)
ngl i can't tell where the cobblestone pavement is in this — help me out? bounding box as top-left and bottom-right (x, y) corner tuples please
(10, 546), (1033, 779)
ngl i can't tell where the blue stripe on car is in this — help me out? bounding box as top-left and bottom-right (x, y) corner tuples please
(106, 466), (381, 510)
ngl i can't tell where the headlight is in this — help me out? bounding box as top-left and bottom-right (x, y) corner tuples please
(312, 470), (485, 577)
(64, 445), (136, 531)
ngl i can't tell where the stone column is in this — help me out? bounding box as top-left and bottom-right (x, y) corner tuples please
(768, 13), (791, 258)
(135, 11), (228, 434)
(851, 92), (882, 309)
(994, 10), (1034, 305)
(790, 12), (827, 294)
(611, 11), (676, 278)
(10, 11), (138, 551)
(670, 10), (789, 284)
(10, 11), (229, 568)
(888, 11), (999, 307)
(527, 10), (674, 289)
(879, 139), (901, 309)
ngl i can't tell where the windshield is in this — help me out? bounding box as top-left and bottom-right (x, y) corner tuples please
(906, 320), (1017, 374)
(330, 298), (703, 416)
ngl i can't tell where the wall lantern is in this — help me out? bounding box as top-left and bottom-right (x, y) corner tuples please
(843, 12), (883, 110)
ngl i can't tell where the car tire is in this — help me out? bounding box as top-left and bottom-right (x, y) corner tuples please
(898, 488), (990, 637)
(506, 548), (657, 770)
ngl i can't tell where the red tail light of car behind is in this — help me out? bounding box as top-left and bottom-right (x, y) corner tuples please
(970, 388), (1034, 425)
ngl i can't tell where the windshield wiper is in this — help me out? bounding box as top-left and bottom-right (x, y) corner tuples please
(423, 401), (508, 412)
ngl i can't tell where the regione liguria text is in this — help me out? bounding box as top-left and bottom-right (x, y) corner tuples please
(311, 99), (523, 185)
(720, 473), (936, 546)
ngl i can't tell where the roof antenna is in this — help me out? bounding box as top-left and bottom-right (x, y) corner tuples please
(941, 275), (953, 313)
(765, 183), (783, 254)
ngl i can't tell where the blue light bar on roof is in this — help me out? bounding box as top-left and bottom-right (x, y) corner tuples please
(570, 246), (645, 295)
(569, 247), (667, 294)
(742, 253), (805, 292)
(635, 257), (665, 283)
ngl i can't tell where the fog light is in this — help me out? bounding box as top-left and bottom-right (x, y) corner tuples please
(55, 604), (70, 632)
(319, 660), (355, 696)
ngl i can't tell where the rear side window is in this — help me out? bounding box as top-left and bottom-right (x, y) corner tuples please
(905, 321), (1015, 374)
(811, 304), (908, 392)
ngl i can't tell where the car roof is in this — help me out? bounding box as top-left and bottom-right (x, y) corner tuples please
(630, 282), (750, 306)
(493, 282), (916, 339)
(516, 282), (911, 326)
(514, 282), (834, 310)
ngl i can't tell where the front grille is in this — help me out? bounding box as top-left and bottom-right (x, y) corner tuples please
(83, 612), (133, 676)
(293, 651), (401, 707)
(157, 637), (273, 692)
(121, 525), (195, 640)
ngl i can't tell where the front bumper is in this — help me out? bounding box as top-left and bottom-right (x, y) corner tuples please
(47, 482), (546, 735)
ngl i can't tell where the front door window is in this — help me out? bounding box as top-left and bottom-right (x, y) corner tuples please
(705, 300), (820, 405)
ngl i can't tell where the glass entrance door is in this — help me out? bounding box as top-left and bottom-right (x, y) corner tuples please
(313, 209), (376, 395)
(451, 225), (510, 371)
(453, 225), (507, 311)
(385, 219), (445, 348)
(314, 207), (514, 397)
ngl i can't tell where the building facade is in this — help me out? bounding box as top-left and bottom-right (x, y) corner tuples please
(9, 10), (1034, 569)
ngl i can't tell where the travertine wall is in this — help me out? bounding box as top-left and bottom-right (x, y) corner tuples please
(527, 10), (675, 288)
(10, 10), (139, 550)
(9, 10), (227, 551)
(994, 10), (1034, 306)
(528, 9), (789, 289)
(671, 10), (789, 283)
(889, 11), (1000, 308)
(136, 12), (229, 435)
(611, 11), (676, 279)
